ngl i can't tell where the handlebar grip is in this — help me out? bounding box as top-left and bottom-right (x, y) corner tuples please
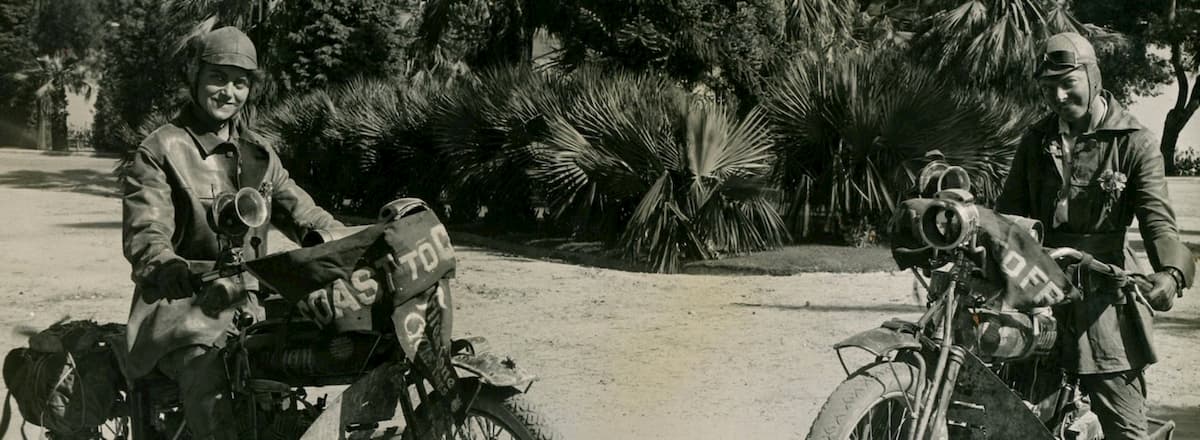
(1129, 275), (1154, 293)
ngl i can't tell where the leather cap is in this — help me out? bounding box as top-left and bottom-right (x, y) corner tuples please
(196, 27), (258, 71)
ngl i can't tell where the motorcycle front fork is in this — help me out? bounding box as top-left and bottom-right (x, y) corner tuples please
(390, 362), (483, 439)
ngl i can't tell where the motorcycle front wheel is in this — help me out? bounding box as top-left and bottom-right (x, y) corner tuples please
(402, 384), (559, 440)
(806, 362), (919, 440)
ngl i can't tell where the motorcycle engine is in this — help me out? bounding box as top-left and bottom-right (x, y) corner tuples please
(252, 331), (396, 381)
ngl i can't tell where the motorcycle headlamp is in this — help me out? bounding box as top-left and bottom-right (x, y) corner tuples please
(918, 193), (978, 250)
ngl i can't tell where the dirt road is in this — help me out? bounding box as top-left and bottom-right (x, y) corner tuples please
(1, 150), (1197, 439)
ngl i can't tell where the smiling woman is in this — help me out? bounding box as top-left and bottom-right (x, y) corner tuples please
(118, 25), (346, 440)
(195, 64), (251, 124)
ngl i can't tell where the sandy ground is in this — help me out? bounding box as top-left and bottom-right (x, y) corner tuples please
(0, 150), (1197, 439)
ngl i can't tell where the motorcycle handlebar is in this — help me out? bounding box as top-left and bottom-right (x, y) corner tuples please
(1046, 247), (1154, 292)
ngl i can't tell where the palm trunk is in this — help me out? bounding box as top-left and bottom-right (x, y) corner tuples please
(51, 87), (69, 150)
(36, 96), (51, 150)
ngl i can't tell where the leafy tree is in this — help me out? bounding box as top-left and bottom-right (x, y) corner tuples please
(418, 0), (563, 68)
(268, 0), (418, 95)
(418, 0), (830, 110)
(32, 0), (102, 57)
(1068, 1), (1172, 104)
(92, 0), (188, 152)
(1158, 0), (1200, 174)
(1073, 0), (1200, 174)
(549, 0), (803, 109)
(0, 0), (37, 145)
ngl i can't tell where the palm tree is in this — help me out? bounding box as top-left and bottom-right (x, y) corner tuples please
(911, 0), (1090, 89)
(257, 71), (452, 215)
(426, 65), (570, 228)
(533, 68), (787, 272)
(10, 54), (95, 150)
(760, 51), (1036, 241)
(784, 0), (856, 50)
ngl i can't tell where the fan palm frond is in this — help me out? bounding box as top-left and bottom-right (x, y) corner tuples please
(918, 0), (1087, 86)
(761, 50), (1034, 240)
(533, 68), (785, 271)
(426, 65), (568, 227)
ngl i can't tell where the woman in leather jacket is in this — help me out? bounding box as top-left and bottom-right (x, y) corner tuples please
(997, 32), (1194, 440)
(121, 26), (342, 440)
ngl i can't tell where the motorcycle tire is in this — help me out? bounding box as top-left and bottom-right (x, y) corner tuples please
(27, 416), (131, 440)
(806, 362), (919, 440)
(402, 383), (559, 440)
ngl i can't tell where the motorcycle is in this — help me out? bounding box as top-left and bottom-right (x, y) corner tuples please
(804, 168), (1177, 440)
(11, 190), (560, 440)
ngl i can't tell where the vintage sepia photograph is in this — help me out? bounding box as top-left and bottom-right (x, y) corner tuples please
(0, 0), (1198, 439)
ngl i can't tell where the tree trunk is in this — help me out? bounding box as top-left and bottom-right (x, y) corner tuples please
(1161, 39), (1200, 176)
(1160, 0), (1199, 175)
(1163, 109), (1188, 175)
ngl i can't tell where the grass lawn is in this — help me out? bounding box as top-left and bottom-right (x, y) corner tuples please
(682, 244), (897, 275)
(446, 225), (899, 275)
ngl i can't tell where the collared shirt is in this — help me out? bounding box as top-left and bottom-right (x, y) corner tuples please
(179, 108), (241, 199)
(1056, 97), (1109, 157)
(1051, 98), (1109, 228)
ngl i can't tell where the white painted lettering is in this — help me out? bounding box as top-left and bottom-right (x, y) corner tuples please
(399, 251), (420, 280)
(1020, 266), (1049, 289)
(418, 242), (439, 272)
(1002, 251), (1026, 277)
(348, 268), (379, 306)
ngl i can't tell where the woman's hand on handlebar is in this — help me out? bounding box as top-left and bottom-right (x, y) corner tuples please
(154, 259), (196, 300)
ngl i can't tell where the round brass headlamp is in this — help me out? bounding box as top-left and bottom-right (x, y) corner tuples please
(918, 197), (978, 250)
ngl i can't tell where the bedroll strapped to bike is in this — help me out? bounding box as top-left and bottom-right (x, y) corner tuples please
(1, 319), (126, 438)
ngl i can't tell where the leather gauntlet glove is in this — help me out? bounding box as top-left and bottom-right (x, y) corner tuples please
(1145, 270), (1180, 312)
(153, 259), (195, 300)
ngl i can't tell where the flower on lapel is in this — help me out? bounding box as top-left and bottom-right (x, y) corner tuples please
(1098, 169), (1127, 194)
(1047, 139), (1063, 156)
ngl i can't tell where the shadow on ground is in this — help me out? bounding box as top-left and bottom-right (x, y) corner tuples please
(0, 168), (119, 198)
(57, 221), (123, 229)
(1149, 404), (1199, 439)
(731, 302), (925, 314)
(1155, 313), (1200, 339)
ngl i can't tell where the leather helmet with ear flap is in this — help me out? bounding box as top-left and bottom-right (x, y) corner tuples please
(1035, 32), (1102, 110)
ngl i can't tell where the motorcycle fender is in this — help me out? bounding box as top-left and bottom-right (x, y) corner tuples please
(451, 338), (537, 389)
(833, 325), (921, 357)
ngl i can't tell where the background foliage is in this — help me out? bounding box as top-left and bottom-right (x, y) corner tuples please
(5, 0), (1199, 270)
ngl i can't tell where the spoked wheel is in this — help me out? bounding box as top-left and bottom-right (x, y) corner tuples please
(38, 417), (130, 440)
(806, 362), (919, 440)
(97, 416), (131, 440)
(403, 384), (559, 440)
